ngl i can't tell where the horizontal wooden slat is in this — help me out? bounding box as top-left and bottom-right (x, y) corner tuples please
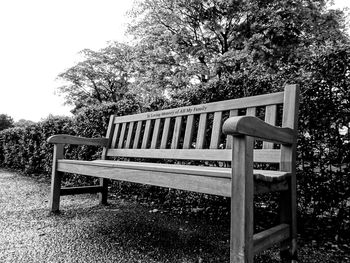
(57, 160), (290, 196)
(60, 186), (104, 196)
(107, 149), (281, 163)
(58, 160), (232, 197)
(114, 92), (284, 123)
(253, 224), (290, 254)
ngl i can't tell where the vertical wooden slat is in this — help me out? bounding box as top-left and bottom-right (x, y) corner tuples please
(102, 115), (115, 157)
(226, 110), (238, 149)
(196, 113), (207, 149)
(160, 118), (171, 149)
(246, 107), (256, 116)
(210, 111), (223, 149)
(263, 105), (277, 149)
(141, 120), (152, 149)
(183, 115), (195, 149)
(111, 123), (120, 148)
(230, 135), (254, 263)
(171, 116), (183, 149)
(125, 121), (134, 149)
(133, 121), (142, 149)
(117, 123), (127, 148)
(151, 119), (161, 149)
(279, 84), (300, 262)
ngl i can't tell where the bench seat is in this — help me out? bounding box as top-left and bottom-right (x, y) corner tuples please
(48, 84), (300, 262)
(57, 159), (290, 196)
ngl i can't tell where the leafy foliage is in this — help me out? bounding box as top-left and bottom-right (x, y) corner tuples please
(0, 114), (14, 131)
(57, 42), (135, 112)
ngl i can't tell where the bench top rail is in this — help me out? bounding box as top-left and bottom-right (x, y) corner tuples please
(103, 85), (298, 164)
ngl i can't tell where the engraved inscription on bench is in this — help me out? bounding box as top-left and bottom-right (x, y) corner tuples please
(146, 106), (207, 119)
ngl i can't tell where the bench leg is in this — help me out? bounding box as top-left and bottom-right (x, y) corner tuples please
(49, 144), (64, 213)
(99, 178), (108, 205)
(50, 170), (62, 212)
(280, 185), (298, 262)
(230, 135), (254, 263)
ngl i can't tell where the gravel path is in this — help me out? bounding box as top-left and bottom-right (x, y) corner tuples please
(1, 169), (348, 263)
(0, 169), (230, 263)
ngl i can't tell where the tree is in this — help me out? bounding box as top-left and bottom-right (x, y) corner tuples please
(14, 119), (35, 127)
(128, 0), (348, 100)
(0, 114), (14, 131)
(57, 42), (134, 111)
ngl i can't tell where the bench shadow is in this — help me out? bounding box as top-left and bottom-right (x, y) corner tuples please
(47, 201), (280, 262)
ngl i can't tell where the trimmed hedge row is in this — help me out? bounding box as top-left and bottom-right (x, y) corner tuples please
(0, 98), (140, 176)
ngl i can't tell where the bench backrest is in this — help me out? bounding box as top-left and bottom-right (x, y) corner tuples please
(102, 84), (299, 165)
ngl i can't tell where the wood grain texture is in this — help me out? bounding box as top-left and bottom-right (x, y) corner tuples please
(210, 111), (222, 149)
(107, 148), (281, 163)
(171, 116), (183, 149)
(230, 135), (254, 263)
(226, 109), (238, 149)
(133, 121), (142, 149)
(114, 92), (284, 123)
(183, 115), (194, 149)
(125, 121), (134, 149)
(111, 123), (120, 148)
(141, 120), (152, 149)
(102, 115), (115, 158)
(280, 84), (300, 261)
(49, 144), (64, 212)
(160, 118), (171, 149)
(263, 105), (277, 149)
(118, 123), (127, 148)
(196, 113), (207, 149)
(253, 224), (290, 254)
(223, 116), (294, 145)
(57, 159), (289, 195)
(246, 107), (256, 116)
(47, 134), (108, 147)
(151, 119), (161, 149)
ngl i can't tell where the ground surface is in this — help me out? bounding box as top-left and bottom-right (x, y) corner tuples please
(0, 169), (348, 262)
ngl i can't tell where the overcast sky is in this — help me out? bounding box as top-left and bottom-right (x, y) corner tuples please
(0, 0), (349, 122)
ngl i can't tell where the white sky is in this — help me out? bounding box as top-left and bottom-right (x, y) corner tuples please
(0, 0), (349, 122)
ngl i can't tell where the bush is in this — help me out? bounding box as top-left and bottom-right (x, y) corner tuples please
(0, 97), (141, 177)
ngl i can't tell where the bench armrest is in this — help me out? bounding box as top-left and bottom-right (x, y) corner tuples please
(222, 116), (295, 145)
(47, 134), (108, 147)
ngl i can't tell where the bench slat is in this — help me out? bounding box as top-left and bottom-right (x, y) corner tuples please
(183, 115), (194, 149)
(118, 122), (127, 148)
(160, 118), (171, 149)
(125, 121), (134, 149)
(111, 123), (120, 148)
(141, 120), (152, 149)
(263, 105), (277, 149)
(246, 107), (256, 116)
(151, 119), (161, 149)
(133, 121), (142, 149)
(210, 111), (223, 149)
(171, 116), (183, 149)
(107, 148), (281, 163)
(226, 109), (238, 149)
(196, 113), (207, 149)
(57, 160), (290, 196)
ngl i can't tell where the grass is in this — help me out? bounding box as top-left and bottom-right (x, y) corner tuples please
(0, 168), (349, 262)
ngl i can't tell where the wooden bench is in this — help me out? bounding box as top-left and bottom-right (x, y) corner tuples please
(48, 84), (299, 263)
